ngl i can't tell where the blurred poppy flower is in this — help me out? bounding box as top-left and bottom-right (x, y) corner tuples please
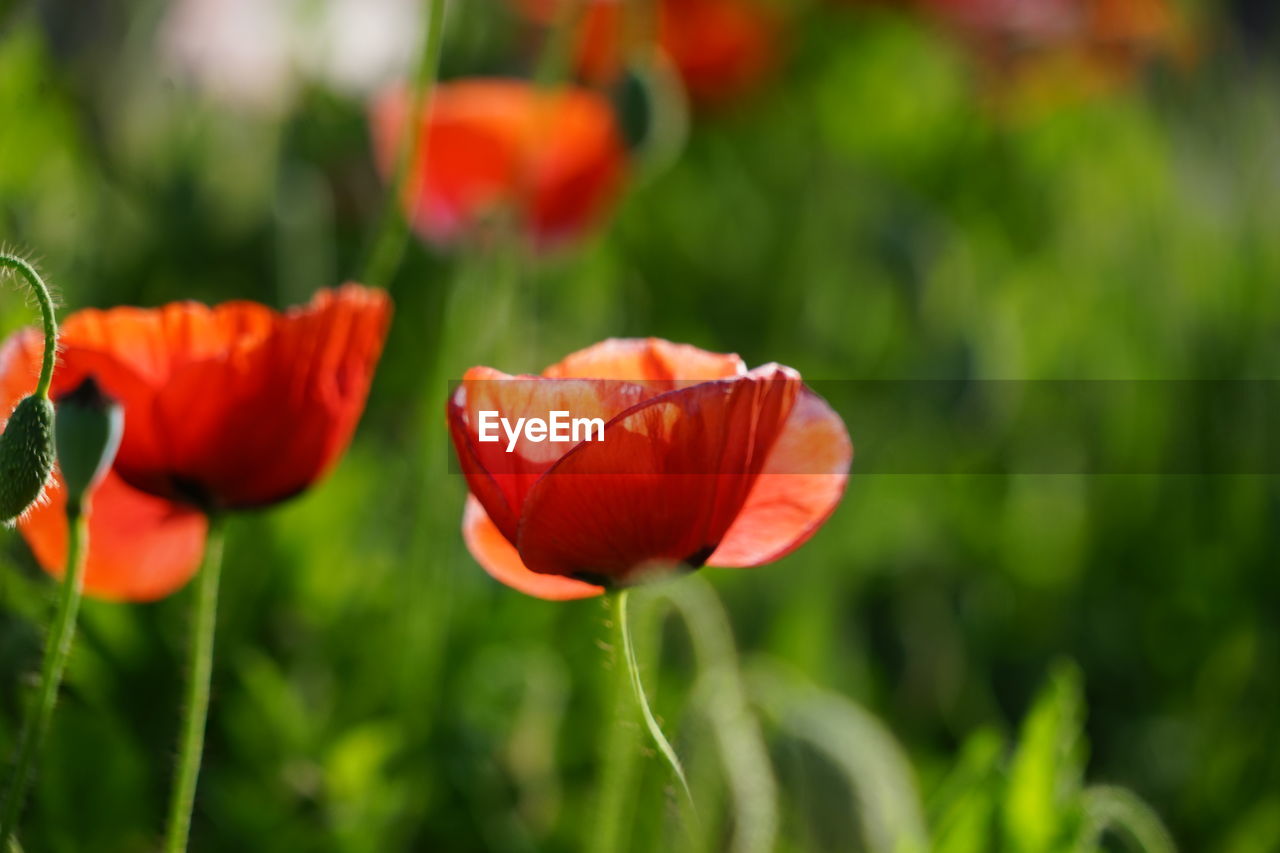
(918, 0), (1078, 41)
(371, 79), (628, 248)
(448, 338), (852, 600)
(0, 286), (391, 601)
(512, 0), (780, 108)
(913, 0), (1191, 107)
(657, 0), (780, 106)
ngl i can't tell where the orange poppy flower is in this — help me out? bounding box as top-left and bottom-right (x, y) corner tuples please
(915, 0), (1190, 107)
(0, 285), (391, 601)
(448, 338), (852, 600)
(656, 0), (779, 107)
(920, 0), (1182, 45)
(370, 79), (628, 248)
(918, 0), (1077, 41)
(513, 0), (779, 108)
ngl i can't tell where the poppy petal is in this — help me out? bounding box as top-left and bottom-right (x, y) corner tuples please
(61, 300), (278, 388)
(524, 87), (628, 243)
(515, 365), (800, 584)
(708, 387), (852, 567)
(101, 285), (391, 508)
(58, 300), (281, 492)
(373, 79), (627, 247)
(463, 495), (603, 600)
(0, 329), (45, 410)
(373, 83), (526, 245)
(448, 379), (523, 544)
(658, 0), (779, 106)
(542, 337), (746, 382)
(448, 365), (650, 541)
(19, 471), (207, 603)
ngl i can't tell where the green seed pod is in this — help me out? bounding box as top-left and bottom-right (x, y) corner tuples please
(0, 394), (56, 524)
(55, 378), (123, 507)
(609, 51), (688, 179)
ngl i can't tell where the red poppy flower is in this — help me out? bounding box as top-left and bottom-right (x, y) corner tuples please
(371, 79), (628, 248)
(0, 285), (391, 601)
(512, 0), (779, 108)
(448, 338), (852, 600)
(919, 0), (1183, 46)
(914, 0), (1190, 106)
(918, 0), (1078, 42)
(656, 0), (779, 106)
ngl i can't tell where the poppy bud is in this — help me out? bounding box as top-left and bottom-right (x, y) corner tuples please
(0, 394), (56, 524)
(54, 378), (123, 511)
(610, 52), (688, 176)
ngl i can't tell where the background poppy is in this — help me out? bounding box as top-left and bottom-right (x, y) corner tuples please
(512, 0), (781, 107)
(371, 79), (628, 247)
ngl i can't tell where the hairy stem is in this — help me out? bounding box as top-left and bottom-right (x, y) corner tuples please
(0, 505), (88, 848)
(614, 590), (694, 811)
(534, 0), (587, 88)
(662, 577), (777, 853)
(591, 600), (642, 853)
(163, 517), (227, 853)
(0, 254), (58, 399)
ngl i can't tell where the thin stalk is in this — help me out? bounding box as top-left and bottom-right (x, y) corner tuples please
(0, 505), (89, 849)
(361, 0), (448, 289)
(1083, 785), (1176, 853)
(533, 0), (587, 89)
(590, 601), (642, 853)
(614, 590), (694, 811)
(163, 517), (227, 853)
(0, 254), (58, 399)
(663, 577), (777, 853)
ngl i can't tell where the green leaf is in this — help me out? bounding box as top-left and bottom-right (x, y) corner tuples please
(930, 729), (1005, 853)
(1004, 661), (1087, 853)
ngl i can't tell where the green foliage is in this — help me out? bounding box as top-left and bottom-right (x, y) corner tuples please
(1003, 663), (1086, 852)
(932, 665), (1176, 853)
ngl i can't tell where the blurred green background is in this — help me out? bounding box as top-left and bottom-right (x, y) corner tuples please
(2, 0), (1278, 850)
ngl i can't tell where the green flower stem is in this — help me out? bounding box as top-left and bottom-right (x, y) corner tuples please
(614, 590), (694, 811)
(663, 577), (777, 853)
(163, 516), (227, 853)
(361, 0), (448, 290)
(591, 601), (642, 853)
(534, 0), (587, 89)
(1083, 785), (1176, 853)
(0, 504), (89, 849)
(0, 254), (58, 400)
